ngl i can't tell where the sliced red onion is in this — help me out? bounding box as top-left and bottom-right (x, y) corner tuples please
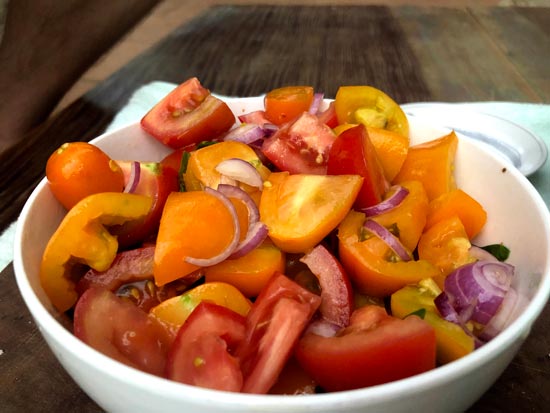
(469, 245), (499, 262)
(437, 260), (514, 326)
(216, 184), (267, 259)
(359, 185), (409, 217)
(308, 93), (324, 115)
(123, 161), (141, 194)
(215, 158), (263, 190)
(479, 287), (528, 340)
(223, 124), (266, 144)
(262, 123), (279, 137)
(217, 184), (259, 223)
(362, 219), (412, 262)
(184, 187), (241, 267)
(229, 221), (268, 259)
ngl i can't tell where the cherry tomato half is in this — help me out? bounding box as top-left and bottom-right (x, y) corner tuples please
(264, 86), (314, 125)
(46, 142), (125, 210)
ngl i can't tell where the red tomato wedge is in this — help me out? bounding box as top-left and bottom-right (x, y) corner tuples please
(166, 302), (246, 392)
(112, 161), (178, 247)
(295, 305), (436, 392)
(261, 112), (336, 175)
(299, 244), (354, 328)
(237, 272), (321, 394)
(141, 77), (236, 149)
(327, 124), (389, 209)
(73, 288), (170, 377)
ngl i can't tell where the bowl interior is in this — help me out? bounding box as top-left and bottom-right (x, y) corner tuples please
(13, 97), (550, 410)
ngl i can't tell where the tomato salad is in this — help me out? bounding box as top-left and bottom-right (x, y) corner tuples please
(40, 77), (520, 395)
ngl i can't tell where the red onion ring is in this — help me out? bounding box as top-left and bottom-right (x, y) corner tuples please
(304, 319), (341, 338)
(216, 184), (267, 259)
(223, 124), (266, 144)
(479, 287), (527, 340)
(123, 161), (141, 194)
(308, 93), (324, 115)
(436, 260), (514, 326)
(359, 185), (409, 217)
(184, 187), (241, 267)
(215, 158), (264, 189)
(362, 219), (412, 262)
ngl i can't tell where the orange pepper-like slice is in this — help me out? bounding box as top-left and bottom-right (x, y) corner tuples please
(40, 192), (153, 312)
(392, 131), (458, 201)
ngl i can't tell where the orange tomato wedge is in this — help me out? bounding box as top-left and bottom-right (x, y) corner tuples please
(150, 282), (252, 339)
(259, 172), (363, 253)
(204, 240), (286, 297)
(153, 190), (239, 286)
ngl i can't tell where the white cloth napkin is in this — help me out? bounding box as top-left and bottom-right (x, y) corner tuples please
(2, 82), (549, 272)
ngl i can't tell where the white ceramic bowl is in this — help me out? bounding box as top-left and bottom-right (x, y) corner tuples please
(13, 97), (550, 413)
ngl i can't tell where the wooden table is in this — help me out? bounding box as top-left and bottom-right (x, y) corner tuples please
(1, 5), (549, 412)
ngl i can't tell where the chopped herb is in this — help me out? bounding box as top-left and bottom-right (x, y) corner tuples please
(405, 308), (426, 319)
(481, 243), (510, 262)
(178, 151), (191, 192)
(196, 140), (218, 149)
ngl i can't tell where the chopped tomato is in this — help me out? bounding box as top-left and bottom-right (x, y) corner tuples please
(327, 124), (389, 209)
(237, 272), (321, 394)
(264, 86), (314, 125)
(112, 161), (178, 247)
(295, 305), (436, 392)
(259, 172), (363, 253)
(261, 112), (336, 175)
(73, 288), (170, 377)
(153, 190), (240, 286)
(299, 244), (354, 328)
(141, 77), (236, 149)
(150, 282), (252, 340)
(338, 210), (440, 297)
(204, 240), (286, 297)
(334, 85), (409, 138)
(166, 302), (246, 392)
(46, 142), (125, 210)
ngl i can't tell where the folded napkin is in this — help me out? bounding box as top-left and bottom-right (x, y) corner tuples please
(2, 82), (549, 272)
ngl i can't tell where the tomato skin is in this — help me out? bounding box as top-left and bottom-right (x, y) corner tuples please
(166, 302), (246, 392)
(264, 86), (314, 125)
(327, 124), (389, 209)
(141, 77), (236, 149)
(237, 272), (321, 394)
(112, 161), (178, 248)
(295, 305), (436, 392)
(46, 142), (125, 210)
(300, 244), (354, 328)
(261, 112), (336, 175)
(74, 287), (170, 377)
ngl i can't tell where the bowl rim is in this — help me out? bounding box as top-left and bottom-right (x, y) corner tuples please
(12, 106), (550, 408)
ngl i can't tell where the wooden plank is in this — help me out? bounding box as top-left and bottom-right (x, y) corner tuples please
(392, 6), (544, 102)
(469, 6), (550, 102)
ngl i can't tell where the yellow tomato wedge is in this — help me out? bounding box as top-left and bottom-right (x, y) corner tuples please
(150, 282), (252, 339)
(204, 240), (286, 297)
(334, 86), (409, 138)
(260, 172), (363, 253)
